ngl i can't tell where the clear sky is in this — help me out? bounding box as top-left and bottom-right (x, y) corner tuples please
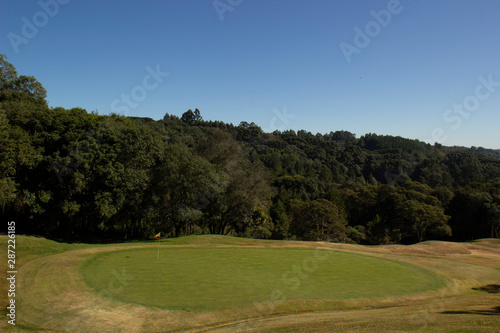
(1, 0), (499, 149)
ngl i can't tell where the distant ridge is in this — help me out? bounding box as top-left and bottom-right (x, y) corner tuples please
(444, 146), (500, 159)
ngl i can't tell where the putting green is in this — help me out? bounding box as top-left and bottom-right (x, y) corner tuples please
(81, 247), (441, 310)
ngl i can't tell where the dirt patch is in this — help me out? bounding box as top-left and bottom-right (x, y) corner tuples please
(469, 249), (500, 258)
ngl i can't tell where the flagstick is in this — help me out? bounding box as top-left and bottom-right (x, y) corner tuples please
(157, 235), (160, 259)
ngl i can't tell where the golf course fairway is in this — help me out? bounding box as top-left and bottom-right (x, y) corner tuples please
(81, 247), (441, 310)
(2, 235), (500, 332)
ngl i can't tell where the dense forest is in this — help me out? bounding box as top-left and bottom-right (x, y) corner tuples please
(1, 55), (499, 244)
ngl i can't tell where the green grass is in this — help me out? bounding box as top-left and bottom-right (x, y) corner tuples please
(160, 234), (264, 246)
(0, 235), (90, 263)
(81, 246), (441, 310)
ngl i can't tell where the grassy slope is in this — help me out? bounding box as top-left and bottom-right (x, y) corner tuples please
(0, 236), (91, 331)
(0, 235), (498, 332)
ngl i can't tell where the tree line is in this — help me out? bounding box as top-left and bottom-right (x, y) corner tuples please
(1, 55), (499, 243)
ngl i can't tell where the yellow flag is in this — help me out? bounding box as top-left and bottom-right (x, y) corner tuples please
(154, 232), (161, 239)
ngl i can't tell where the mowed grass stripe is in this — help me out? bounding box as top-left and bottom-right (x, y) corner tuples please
(81, 247), (441, 310)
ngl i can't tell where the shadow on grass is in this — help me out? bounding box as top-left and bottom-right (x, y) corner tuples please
(441, 306), (500, 316)
(472, 284), (500, 294)
(441, 285), (500, 317)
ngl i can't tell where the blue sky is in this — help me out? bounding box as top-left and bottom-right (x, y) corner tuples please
(1, 0), (499, 149)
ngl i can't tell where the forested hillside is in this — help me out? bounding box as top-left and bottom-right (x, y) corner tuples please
(1, 55), (499, 244)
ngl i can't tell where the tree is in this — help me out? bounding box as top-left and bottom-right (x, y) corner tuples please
(290, 199), (348, 242)
(484, 178), (500, 238)
(181, 108), (202, 124)
(401, 200), (451, 242)
(245, 206), (273, 239)
(0, 54), (18, 87)
(237, 121), (263, 141)
(448, 185), (498, 241)
(152, 144), (225, 237)
(181, 109), (195, 124)
(9, 75), (47, 102)
(0, 55), (47, 105)
(199, 129), (274, 235)
(194, 108), (202, 122)
(0, 178), (16, 215)
(0, 105), (40, 221)
(270, 197), (290, 239)
(325, 130), (356, 143)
